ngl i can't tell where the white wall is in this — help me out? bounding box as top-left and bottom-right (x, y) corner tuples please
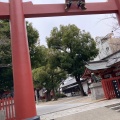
(94, 36), (113, 61)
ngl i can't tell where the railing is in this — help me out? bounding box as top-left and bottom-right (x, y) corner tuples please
(0, 98), (15, 120)
(102, 77), (120, 99)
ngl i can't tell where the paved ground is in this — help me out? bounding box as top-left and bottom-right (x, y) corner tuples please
(56, 107), (120, 120)
(36, 96), (120, 120)
(37, 96), (93, 115)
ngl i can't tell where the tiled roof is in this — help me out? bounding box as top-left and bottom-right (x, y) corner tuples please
(85, 61), (109, 71)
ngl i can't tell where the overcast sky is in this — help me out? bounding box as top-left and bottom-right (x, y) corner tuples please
(1, 0), (118, 46)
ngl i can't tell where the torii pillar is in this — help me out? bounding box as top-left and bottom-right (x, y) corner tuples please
(0, 0), (120, 119)
(9, 0), (39, 120)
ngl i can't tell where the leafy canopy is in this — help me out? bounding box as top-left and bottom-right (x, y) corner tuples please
(0, 20), (40, 92)
(47, 24), (98, 77)
(32, 48), (67, 91)
(46, 24), (99, 96)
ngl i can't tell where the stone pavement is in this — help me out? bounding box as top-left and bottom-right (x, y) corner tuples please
(56, 107), (120, 120)
(37, 96), (120, 120)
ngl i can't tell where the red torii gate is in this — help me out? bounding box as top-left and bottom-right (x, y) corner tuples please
(0, 0), (120, 119)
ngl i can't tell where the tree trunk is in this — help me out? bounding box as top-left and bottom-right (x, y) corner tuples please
(46, 91), (51, 101)
(52, 89), (55, 98)
(75, 76), (87, 96)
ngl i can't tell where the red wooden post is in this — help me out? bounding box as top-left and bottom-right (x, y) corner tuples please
(11, 98), (15, 119)
(9, 0), (39, 119)
(115, 0), (120, 25)
(101, 81), (108, 99)
(5, 98), (9, 119)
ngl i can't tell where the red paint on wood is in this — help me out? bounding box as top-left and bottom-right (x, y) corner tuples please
(23, 1), (117, 18)
(9, 0), (36, 119)
(115, 0), (120, 25)
(0, 98), (15, 120)
(0, 1), (118, 18)
(0, 2), (9, 19)
(102, 77), (120, 99)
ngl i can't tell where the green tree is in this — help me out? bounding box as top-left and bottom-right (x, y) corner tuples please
(47, 24), (98, 96)
(26, 22), (43, 68)
(32, 65), (66, 101)
(32, 48), (67, 101)
(0, 20), (41, 93)
(0, 20), (12, 93)
(46, 49), (67, 99)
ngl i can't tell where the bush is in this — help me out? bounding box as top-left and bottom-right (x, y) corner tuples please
(55, 93), (67, 98)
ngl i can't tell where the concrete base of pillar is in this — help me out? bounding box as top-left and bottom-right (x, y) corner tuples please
(89, 82), (104, 100)
(25, 116), (40, 120)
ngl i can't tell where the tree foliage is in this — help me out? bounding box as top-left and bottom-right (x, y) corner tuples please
(47, 24), (98, 96)
(32, 48), (67, 101)
(0, 20), (12, 92)
(0, 20), (40, 92)
(0, 20), (66, 100)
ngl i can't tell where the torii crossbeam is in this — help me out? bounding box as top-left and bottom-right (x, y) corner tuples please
(0, 0), (120, 120)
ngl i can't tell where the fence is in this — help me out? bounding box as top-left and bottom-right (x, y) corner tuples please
(102, 76), (120, 99)
(0, 98), (15, 120)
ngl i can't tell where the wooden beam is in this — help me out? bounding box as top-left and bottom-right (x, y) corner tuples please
(0, 2), (9, 19)
(115, 0), (120, 25)
(23, 1), (117, 18)
(0, 1), (118, 19)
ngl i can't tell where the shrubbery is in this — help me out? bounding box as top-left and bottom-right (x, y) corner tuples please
(55, 93), (67, 98)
